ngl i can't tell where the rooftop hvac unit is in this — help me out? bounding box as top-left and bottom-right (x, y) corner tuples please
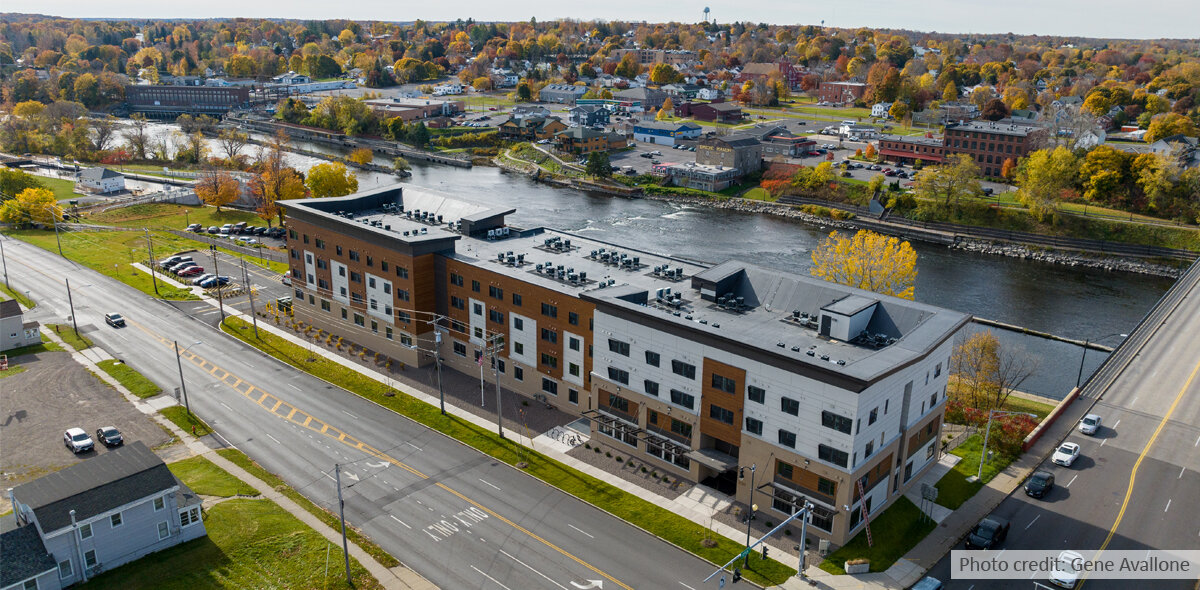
(608, 279), (615, 286)
(488, 230), (496, 238)
(403, 231), (411, 236)
(517, 254), (525, 264)
(421, 228), (428, 235)
(498, 253), (506, 262)
(384, 225), (391, 230)
(712, 323), (719, 328)
(536, 264), (544, 271)
(632, 256), (640, 266)
(806, 350), (815, 357)
(437, 215), (443, 223)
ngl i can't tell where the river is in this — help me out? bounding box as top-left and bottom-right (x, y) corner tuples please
(144, 122), (1178, 399)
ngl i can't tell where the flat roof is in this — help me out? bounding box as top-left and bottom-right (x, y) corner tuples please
(946, 121), (1041, 137)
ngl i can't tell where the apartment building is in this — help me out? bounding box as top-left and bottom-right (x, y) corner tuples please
(279, 186), (969, 546)
(943, 121), (1044, 177)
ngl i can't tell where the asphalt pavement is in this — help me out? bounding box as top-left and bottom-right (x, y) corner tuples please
(3, 235), (736, 590)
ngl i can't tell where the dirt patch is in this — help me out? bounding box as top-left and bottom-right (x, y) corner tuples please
(0, 350), (172, 489)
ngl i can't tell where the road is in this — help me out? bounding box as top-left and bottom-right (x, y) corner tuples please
(2, 234), (736, 590)
(926, 261), (1200, 589)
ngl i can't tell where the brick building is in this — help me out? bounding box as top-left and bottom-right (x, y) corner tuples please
(876, 135), (946, 165)
(125, 85), (250, 117)
(942, 121), (1044, 177)
(696, 134), (763, 175)
(816, 82), (867, 105)
(674, 101), (745, 123)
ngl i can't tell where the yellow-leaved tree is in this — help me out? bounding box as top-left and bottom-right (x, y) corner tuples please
(194, 171), (240, 212)
(949, 330), (1037, 413)
(305, 162), (359, 198)
(810, 229), (917, 299)
(0, 187), (62, 227)
(347, 147), (374, 166)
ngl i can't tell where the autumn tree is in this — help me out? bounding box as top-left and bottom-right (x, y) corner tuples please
(89, 116), (119, 153)
(305, 162), (359, 198)
(0, 168), (46, 198)
(348, 147), (374, 166)
(0, 188), (61, 227)
(913, 154), (982, 207)
(1015, 146), (1078, 219)
(194, 171), (240, 211)
(810, 230), (918, 300)
(125, 113), (150, 160)
(864, 143), (877, 160)
(1000, 158), (1017, 181)
(392, 156), (411, 172)
(217, 128), (250, 163)
(1144, 113), (1198, 143)
(248, 131), (307, 226)
(649, 63), (681, 85)
(950, 330), (1037, 413)
(981, 98), (1010, 121)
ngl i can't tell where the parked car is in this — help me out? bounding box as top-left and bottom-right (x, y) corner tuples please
(253, 227), (268, 236)
(1025, 471), (1054, 498)
(1079, 414), (1102, 435)
(95, 426), (123, 447)
(64, 428), (94, 453)
(164, 260), (194, 272)
(281, 270), (292, 285)
(158, 255), (190, 269)
(185, 223), (203, 232)
(170, 262), (198, 274)
(1052, 442), (1081, 467)
(1050, 550), (1083, 588)
(177, 266), (205, 277)
(104, 312), (126, 327)
(243, 239), (260, 246)
(267, 227), (285, 238)
(982, 187), (995, 196)
(191, 273), (216, 286)
(965, 516), (1010, 549)
(206, 226), (220, 234)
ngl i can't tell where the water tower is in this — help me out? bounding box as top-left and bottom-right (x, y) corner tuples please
(703, 7), (711, 23)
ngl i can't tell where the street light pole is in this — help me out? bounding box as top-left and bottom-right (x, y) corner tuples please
(65, 278), (79, 338)
(144, 229), (160, 296)
(797, 500), (814, 578)
(977, 410), (1037, 481)
(741, 463), (757, 568)
(209, 245), (225, 324)
(0, 237), (9, 289)
(173, 340), (201, 416)
(1076, 333), (1127, 388)
(334, 464), (352, 588)
(435, 329), (446, 415)
(241, 257), (258, 338)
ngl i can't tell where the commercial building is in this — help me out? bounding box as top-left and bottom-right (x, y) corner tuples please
(736, 60), (805, 90)
(697, 134), (763, 175)
(3, 442), (208, 590)
(278, 185), (969, 547)
(609, 49), (697, 66)
(674, 101), (745, 123)
(817, 82), (867, 105)
(876, 135), (946, 165)
(363, 97), (464, 122)
(758, 129), (816, 158)
(124, 85), (251, 117)
(943, 120), (1045, 177)
(554, 127), (629, 155)
(538, 84), (588, 105)
(656, 162), (743, 191)
(614, 87), (668, 110)
(631, 121), (702, 146)
(567, 105), (611, 127)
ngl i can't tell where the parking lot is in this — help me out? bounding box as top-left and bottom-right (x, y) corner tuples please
(0, 348), (172, 489)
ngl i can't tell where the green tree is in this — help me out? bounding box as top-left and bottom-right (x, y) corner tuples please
(392, 156), (411, 172)
(516, 82), (533, 102)
(409, 122), (431, 148)
(912, 154), (982, 207)
(305, 162), (359, 198)
(0, 168), (46, 198)
(1015, 146), (1079, 219)
(585, 151), (612, 178)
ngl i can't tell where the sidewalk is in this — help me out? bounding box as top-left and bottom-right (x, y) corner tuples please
(39, 326), (434, 590)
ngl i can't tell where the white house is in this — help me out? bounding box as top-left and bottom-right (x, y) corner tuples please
(871, 102), (893, 118)
(77, 168), (124, 194)
(697, 87), (722, 101)
(0, 300), (40, 352)
(433, 83), (464, 96)
(271, 71), (311, 85)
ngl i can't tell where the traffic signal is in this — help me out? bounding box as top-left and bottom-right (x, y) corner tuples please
(732, 568), (741, 583)
(761, 546), (769, 560)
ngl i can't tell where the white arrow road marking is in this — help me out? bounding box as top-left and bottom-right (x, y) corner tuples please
(389, 514), (411, 530)
(367, 461), (389, 469)
(471, 565), (513, 590)
(568, 524), (594, 538)
(343, 471), (359, 482)
(499, 549), (569, 590)
(570, 581), (604, 589)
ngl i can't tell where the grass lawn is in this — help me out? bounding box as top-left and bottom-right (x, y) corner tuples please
(82, 498), (380, 590)
(97, 359), (162, 398)
(819, 497), (935, 574)
(3, 228), (200, 300)
(743, 187), (778, 202)
(40, 176), (78, 201)
(3, 337), (63, 357)
(46, 323), (93, 351)
(0, 283), (36, 309)
(216, 448), (401, 570)
(933, 435), (1016, 510)
(221, 318), (796, 586)
(1002, 396), (1057, 421)
(168, 456), (260, 497)
(0, 365), (27, 379)
(160, 406), (213, 437)
(87, 203), (261, 232)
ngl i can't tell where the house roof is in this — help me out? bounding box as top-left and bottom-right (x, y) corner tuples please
(739, 63), (779, 76)
(706, 134), (760, 148)
(0, 299), (21, 319)
(12, 441), (178, 533)
(557, 127), (609, 140)
(79, 167), (122, 181)
(0, 520), (56, 588)
(633, 121), (702, 132)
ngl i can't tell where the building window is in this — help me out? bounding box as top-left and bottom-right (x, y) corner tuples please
(568, 337), (580, 351)
(513, 317), (524, 330)
(541, 303), (557, 318)
(316, 239), (326, 249)
(514, 366), (524, 381)
(366, 255), (373, 267)
(541, 353), (558, 368)
(669, 389), (695, 409)
(449, 273), (463, 286)
(473, 302), (483, 316)
(179, 506), (201, 527)
(780, 397), (800, 416)
(709, 404), (734, 425)
(396, 267), (409, 279)
(817, 477), (837, 496)
(607, 367), (629, 385)
(569, 389), (579, 404)
(396, 289), (409, 301)
(371, 320), (378, 334)
(777, 461), (793, 479)
(471, 280), (481, 292)
(819, 444), (850, 467)
(110, 512), (123, 528)
(84, 549), (97, 569)
(488, 309), (505, 324)
(349, 250), (360, 262)
(79, 523), (92, 539)
(59, 559), (73, 580)
(514, 342), (524, 355)
(350, 271), (362, 283)
(930, 391), (939, 408)
(489, 285), (503, 299)
(381, 261), (389, 272)
(865, 440), (875, 458)
(541, 328), (558, 343)
(821, 410), (853, 434)
(386, 327), (393, 340)
(354, 314), (364, 327)
(451, 296), (465, 310)
(606, 393), (630, 413)
(512, 293), (522, 306)
(158, 521), (170, 540)
(569, 362), (580, 377)
(745, 417), (763, 435)
(777, 429), (797, 448)
(710, 373), (736, 394)
(645, 351), (660, 367)
(869, 407), (878, 425)
(453, 342), (467, 356)
(607, 339), (630, 356)
(569, 311), (579, 326)
(542, 378), (558, 395)
(671, 360), (696, 380)
(644, 380), (659, 396)
(747, 385), (765, 404)
(341, 308), (348, 320)
(935, 362), (942, 377)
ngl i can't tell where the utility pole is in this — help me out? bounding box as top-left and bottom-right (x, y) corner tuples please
(797, 500), (813, 578)
(0, 237), (9, 289)
(741, 464), (757, 568)
(65, 278), (79, 338)
(144, 229), (160, 296)
(493, 336), (504, 438)
(240, 258), (258, 338)
(335, 464), (352, 587)
(209, 245), (225, 324)
(52, 210), (64, 257)
(174, 340), (191, 416)
(435, 330), (446, 415)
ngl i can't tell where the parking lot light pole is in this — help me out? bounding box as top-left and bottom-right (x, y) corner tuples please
(209, 245), (225, 324)
(174, 340), (202, 416)
(740, 463), (757, 567)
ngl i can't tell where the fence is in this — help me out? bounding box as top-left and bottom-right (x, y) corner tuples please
(165, 229), (288, 264)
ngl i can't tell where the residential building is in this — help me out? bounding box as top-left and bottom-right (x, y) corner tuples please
(943, 120), (1045, 177)
(697, 134), (763, 174)
(631, 121), (703, 146)
(610, 49), (697, 66)
(124, 85), (251, 117)
(77, 168), (124, 194)
(272, 71), (311, 85)
(538, 84), (588, 105)
(697, 87), (722, 101)
(817, 82), (867, 105)
(3, 442), (207, 590)
(614, 87), (668, 110)
(755, 127), (816, 158)
(875, 135), (946, 165)
(657, 162), (743, 191)
(363, 97), (465, 122)
(661, 84), (702, 100)
(555, 127), (628, 155)
(675, 101), (744, 123)
(277, 185), (969, 548)
(433, 83), (464, 96)
(491, 71), (520, 88)
(838, 122), (877, 140)
(567, 105), (611, 127)
(735, 61), (805, 90)
(497, 115), (568, 141)
(0, 300), (40, 352)
(871, 102), (893, 118)
(1148, 135), (1199, 169)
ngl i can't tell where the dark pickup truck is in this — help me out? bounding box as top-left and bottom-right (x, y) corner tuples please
(965, 516), (1010, 549)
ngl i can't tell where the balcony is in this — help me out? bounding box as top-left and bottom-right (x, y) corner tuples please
(646, 422), (691, 446)
(773, 475), (836, 506)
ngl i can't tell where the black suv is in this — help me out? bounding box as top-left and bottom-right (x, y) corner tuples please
(1025, 471), (1055, 498)
(965, 516), (1010, 549)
